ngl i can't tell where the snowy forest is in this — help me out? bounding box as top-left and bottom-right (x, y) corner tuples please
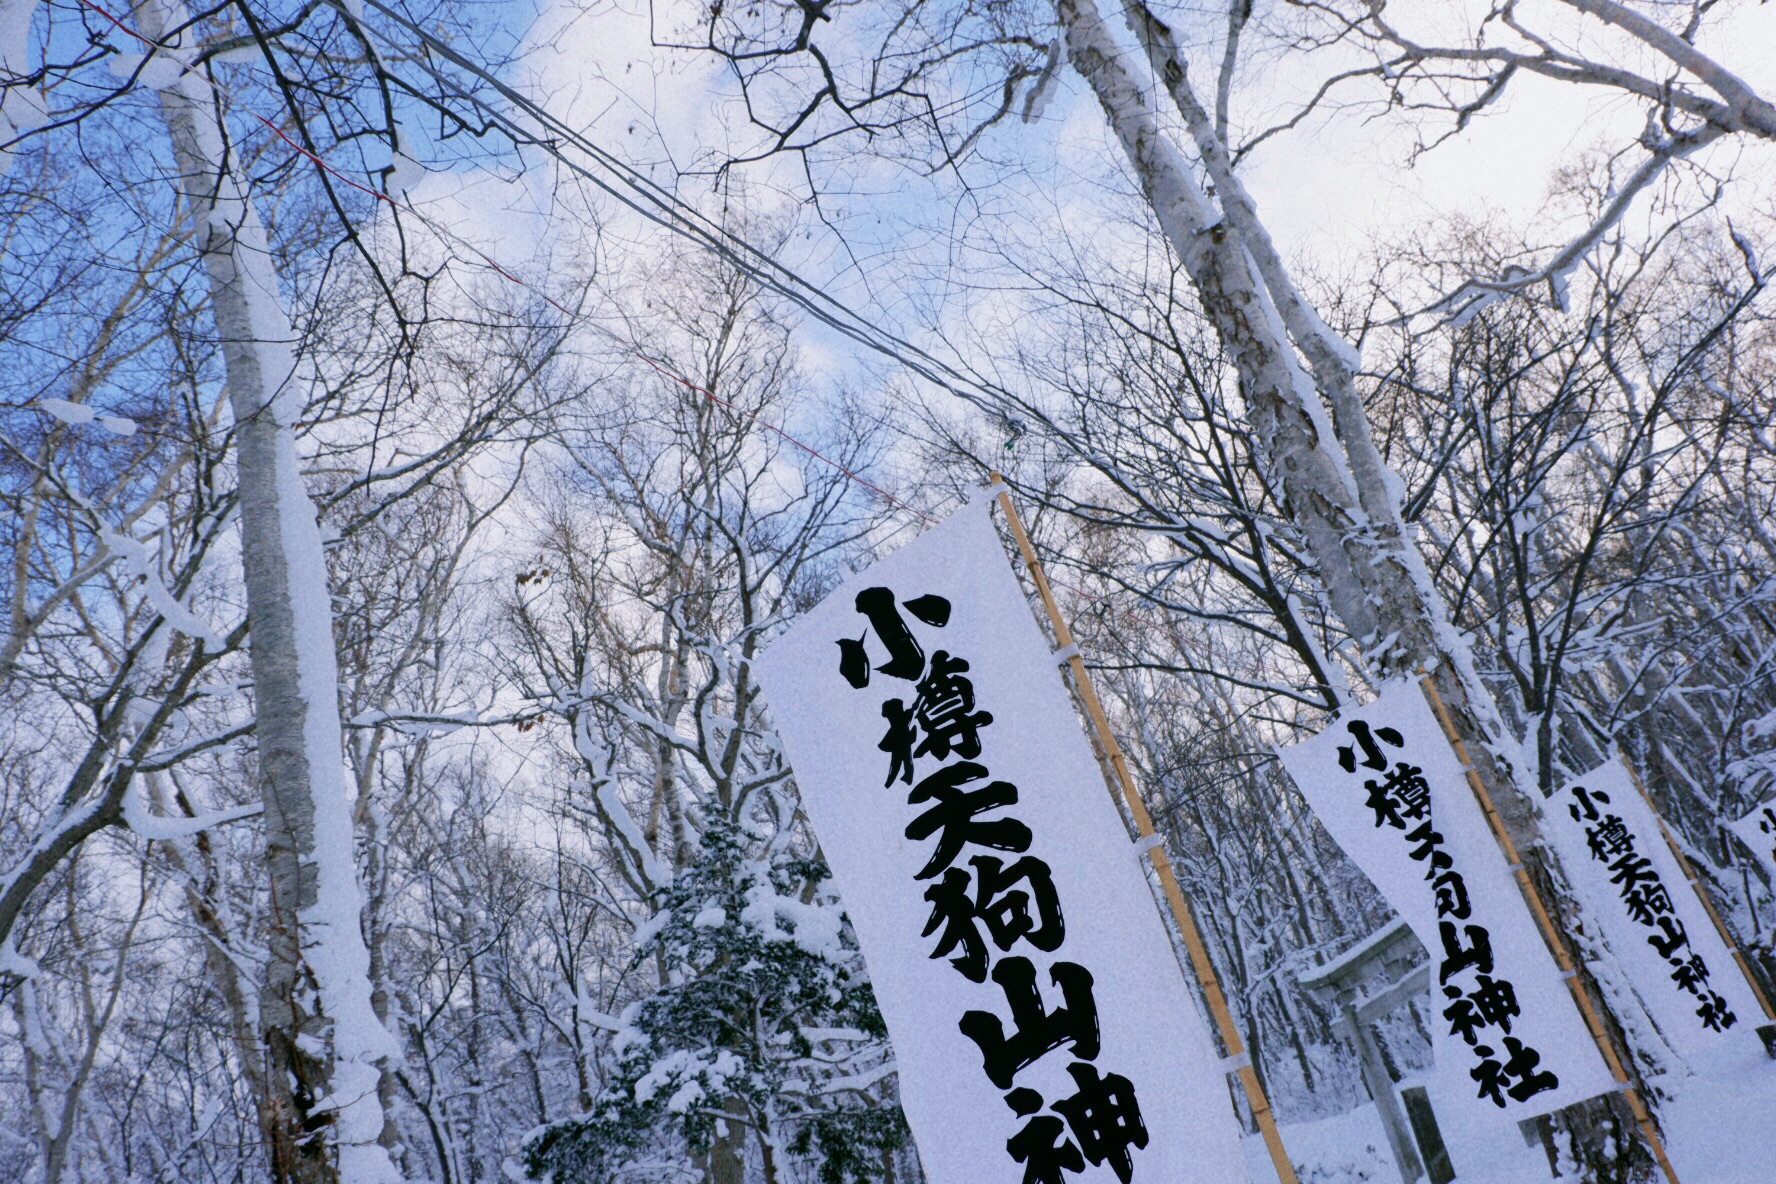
(4, 0), (1776, 1182)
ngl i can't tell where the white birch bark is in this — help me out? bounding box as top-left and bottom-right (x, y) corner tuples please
(1056, 0), (1680, 1127)
(0, 0), (44, 174)
(1052, 0), (1382, 647)
(137, 3), (403, 1180)
(1551, 0), (1775, 138)
(1057, 0), (1542, 840)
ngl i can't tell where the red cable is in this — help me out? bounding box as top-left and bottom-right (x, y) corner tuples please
(252, 114), (393, 204)
(75, 0), (154, 45)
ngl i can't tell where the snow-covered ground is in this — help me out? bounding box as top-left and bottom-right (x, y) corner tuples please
(1655, 1044), (1776, 1183)
(1242, 1045), (1776, 1183)
(1242, 1105), (1393, 1183)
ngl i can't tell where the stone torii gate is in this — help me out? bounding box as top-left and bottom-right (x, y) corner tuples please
(1299, 919), (1453, 1184)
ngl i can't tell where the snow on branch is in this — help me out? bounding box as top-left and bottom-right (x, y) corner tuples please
(121, 789), (261, 839)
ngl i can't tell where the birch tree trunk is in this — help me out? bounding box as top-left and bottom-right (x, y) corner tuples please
(1109, 0), (1540, 832)
(141, 3), (403, 1180)
(1053, 0), (1654, 1155)
(1054, 0), (1548, 879)
(0, 0), (43, 175)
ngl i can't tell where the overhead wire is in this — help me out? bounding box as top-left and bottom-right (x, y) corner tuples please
(92, 0), (1139, 611)
(272, 5), (1117, 602)
(350, 0), (1021, 425)
(73, 0), (1027, 503)
(34, 0), (1316, 758)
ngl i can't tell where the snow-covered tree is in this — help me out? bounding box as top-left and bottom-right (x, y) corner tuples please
(525, 819), (904, 1184)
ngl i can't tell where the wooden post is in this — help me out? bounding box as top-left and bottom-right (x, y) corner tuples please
(990, 476), (1301, 1184)
(1615, 755), (1776, 1025)
(1417, 675), (1682, 1184)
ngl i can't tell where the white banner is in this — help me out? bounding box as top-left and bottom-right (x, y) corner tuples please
(1546, 759), (1757, 1062)
(755, 501), (1248, 1184)
(1277, 682), (1614, 1123)
(1729, 801), (1776, 887)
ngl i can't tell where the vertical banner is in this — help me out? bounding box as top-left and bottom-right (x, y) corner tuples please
(755, 501), (1248, 1184)
(1276, 682), (1614, 1123)
(1729, 802), (1776, 886)
(1546, 760), (1757, 1060)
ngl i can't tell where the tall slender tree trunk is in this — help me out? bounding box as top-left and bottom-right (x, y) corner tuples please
(146, 770), (280, 1160)
(0, 0), (42, 176)
(143, 3), (403, 1180)
(1053, 0), (1654, 1169)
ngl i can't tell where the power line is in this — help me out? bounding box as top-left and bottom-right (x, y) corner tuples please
(352, 0), (1019, 425)
(241, 4), (1111, 603)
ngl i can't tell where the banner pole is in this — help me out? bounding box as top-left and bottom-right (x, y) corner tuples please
(1417, 675), (1681, 1184)
(1615, 756), (1776, 1025)
(989, 476), (1301, 1184)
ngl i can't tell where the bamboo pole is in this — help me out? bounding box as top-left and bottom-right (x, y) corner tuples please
(990, 477), (1301, 1184)
(1417, 675), (1682, 1184)
(1615, 756), (1776, 1025)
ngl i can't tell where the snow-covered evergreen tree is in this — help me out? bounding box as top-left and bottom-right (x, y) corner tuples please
(524, 820), (905, 1183)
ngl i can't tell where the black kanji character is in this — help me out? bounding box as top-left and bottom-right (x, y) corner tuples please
(1365, 762), (1431, 830)
(1623, 880), (1674, 926)
(1669, 954), (1711, 994)
(1007, 1113), (1085, 1184)
(1439, 920), (1495, 984)
(1647, 914), (1689, 960)
(913, 651), (994, 761)
(922, 868), (990, 981)
(1607, 851), (1659, 895)
(880, 698), (918, 787)
(1568, 784), (1612, 823)
(1433, 870), (1472, 920)
(837, 587), (949, 688)
(1471, 1037), (1559, 1107)
(1406, 821), (1454, 878)
(921, 855), (1065, 982)
(1053, 1062), (1150, 1184)
(1443, 974), (1520, 1045)
(1337, 719), (1405, 773)
(975, 855), (1066, 953)
(959, 957), (1100, 1089)
(1443, 986), (1488, 1045)
(879, 651), (995, 783)
(1696, 989), (1738, 1033)
(905, 762), (1033, 880)
(1469, 975), (1522, 1030)
(1587, 817), (1635, 862)
(1470, 1047), (1508, 1108)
